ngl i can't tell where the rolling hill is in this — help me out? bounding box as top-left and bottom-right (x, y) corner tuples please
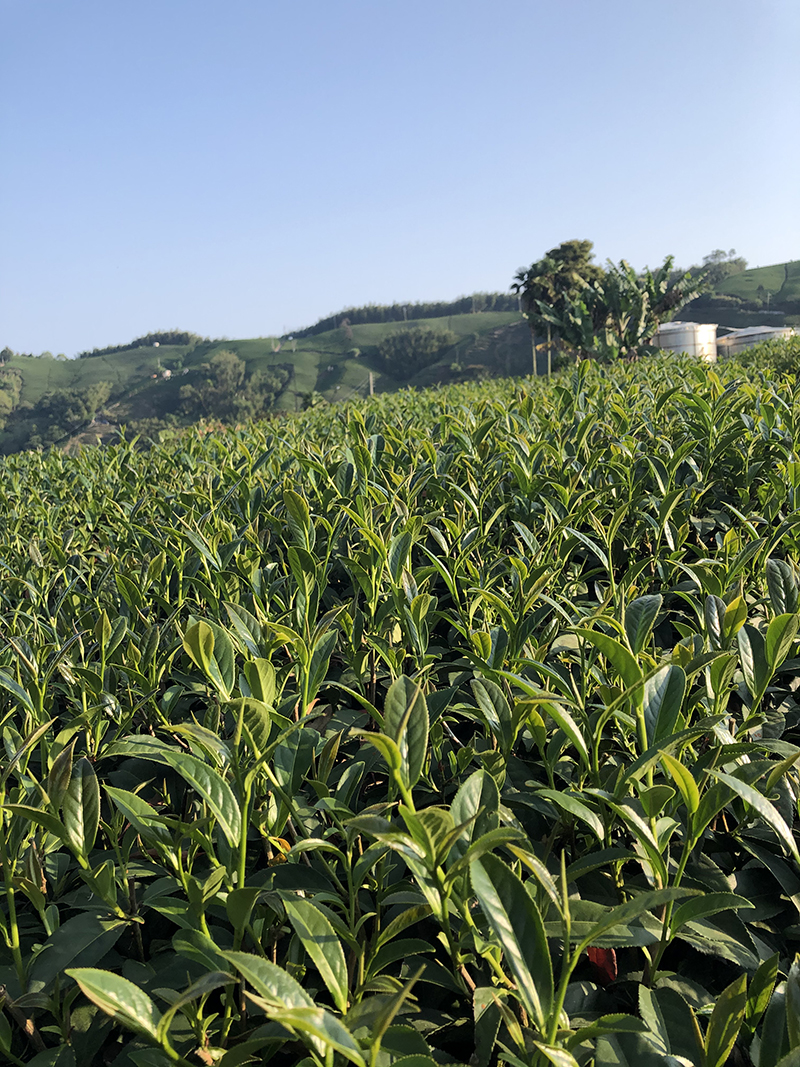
(681, 258), (800, 328)
(2, 257), (797, 455)
(0, 310), (531, 454)
(717, 258), (800, 303)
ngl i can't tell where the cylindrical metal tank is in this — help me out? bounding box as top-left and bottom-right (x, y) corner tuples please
(652, 321), (718, 362)
(715, 326), (795, 357)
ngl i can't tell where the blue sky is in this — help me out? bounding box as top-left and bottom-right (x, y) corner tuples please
(2, 0), (798, 356)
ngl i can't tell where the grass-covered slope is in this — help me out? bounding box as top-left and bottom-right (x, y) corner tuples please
(685, 258), (800, 328)
(1, 346), (800, 1064)
(717, 259), (800, 303)
(0, 311), (526, 453)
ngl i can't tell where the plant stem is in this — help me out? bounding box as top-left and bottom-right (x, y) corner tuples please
(0, 811), (26, 994)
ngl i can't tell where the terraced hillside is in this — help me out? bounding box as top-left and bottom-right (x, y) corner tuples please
(3, 256), (798, 455)
(0, 311), (527, 454)
(717, 259), (800, 304)
(683, 259), (800, 328)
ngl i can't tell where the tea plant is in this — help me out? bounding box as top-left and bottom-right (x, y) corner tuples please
(0, 349), (799, 1065)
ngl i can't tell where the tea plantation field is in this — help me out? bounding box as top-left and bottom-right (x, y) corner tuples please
(2, 348), (800, 1066)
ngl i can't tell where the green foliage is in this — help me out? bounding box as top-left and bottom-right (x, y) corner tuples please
(0, 368), (23, 429)
(516, 244), (708, 361)
(179, 349), (292, 422)
(695, 248), (749, 287)
(737, 333), (800, 376)
(685, 258), (800, 321)
(512, 240), (606, 361)
(1, 349), (800, 1064)
(0, 312), (526, 453)
(77, 329), (204, 359)
(376, 325), (458, 379)
(23, 379), (113, 447)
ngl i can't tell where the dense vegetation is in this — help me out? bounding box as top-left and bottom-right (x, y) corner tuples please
(513, 241), (707, 366)
(23, 382), (114, 449)
(689, 259), (800, 319)
(0, 313), (527, 455)
(376, 326), (459, 380)
(1, 343), (800, 1065)
(178, 351), (293, 423)
(682, 257), (800, 328)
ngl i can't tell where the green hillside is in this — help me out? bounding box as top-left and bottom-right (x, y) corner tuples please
(717, 258), (800, 302)
(0, 311), (528, 454)
(3, 255), (797, 456)
(683, 258), (800, 327)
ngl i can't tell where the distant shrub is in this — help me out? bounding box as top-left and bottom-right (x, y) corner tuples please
(23, 381), (113, 447)
(688, 292), (747, 309)
(179, 351), (292, 422)
(736, 334), (800, 375)
(0, 367), (23, 430)
(377, 326), (458, 380)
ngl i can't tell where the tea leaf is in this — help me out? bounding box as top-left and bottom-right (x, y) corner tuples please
(576, 887), (696, 952)
(745, 952), (779, 1036)
(642, 665), (685, 745)
(67, 967), (162, 1040)
(105, 785), (171, 846)
(670, 893), (754, 933)
(0, 669), (36, 716)
(104, 737), (242, 847)
(470, 853), (552, 1032)
(766, 613), (799, 672)
(704, 974), (747, 1067)
(713, 770), (800, 862)
(537, 788), (604, 841)
(223, 949), (314, 1006)
(574, 627), (642, 691)
(625, 595), (662, 654)
(284, 895), (349, 1013)
(767, 558), (799, 615)
(62, 757), (100, 860)
(659, 753), (699, 814)
(470, 678), (513, 754)
(737, 624), (770, 705)
(384, 676), (429, 788)
(183, 619), (215, 677)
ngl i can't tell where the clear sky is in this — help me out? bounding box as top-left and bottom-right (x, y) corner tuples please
(2, 0), (798, 356)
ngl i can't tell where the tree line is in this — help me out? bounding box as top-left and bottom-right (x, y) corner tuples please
(288, 292), (519, 339)
(77, 330), (205, 359)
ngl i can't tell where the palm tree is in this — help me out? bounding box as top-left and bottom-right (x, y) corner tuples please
(512, 240), (605, 375)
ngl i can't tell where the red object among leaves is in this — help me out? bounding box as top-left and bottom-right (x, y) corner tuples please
(587, 946), (618, 985)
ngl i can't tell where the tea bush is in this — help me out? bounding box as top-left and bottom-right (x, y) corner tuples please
(1, 350), (800, 1066)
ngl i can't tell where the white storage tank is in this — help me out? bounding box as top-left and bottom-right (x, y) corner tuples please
(716, 325), (796, 357)
(652, 321), (718, 362)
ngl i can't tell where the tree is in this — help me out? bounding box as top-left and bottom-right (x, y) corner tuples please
(180, 351), (291, 422)
(180, 350), (245, 420)
(377, 326), (458, 380)
(23, 380), (112, 446)
(698, 248), (748, 286)
(512, 240), (606, 375)
(534, 256), (709, 362)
